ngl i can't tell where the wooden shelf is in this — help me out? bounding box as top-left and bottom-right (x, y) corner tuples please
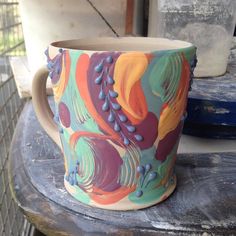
(184, 46), (236, 138)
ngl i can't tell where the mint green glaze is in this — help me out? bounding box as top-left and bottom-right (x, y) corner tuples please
(68, 185), (90, 204)
(141, 63), (162, 118)
(58, 51), (104, 192)
(152, 46), (196, 64)
(120, 154), (133, 186)
(120, 145), (141, 187)
(141, 47), (196, 119)
(74, 137), (95, 186)
(63, 136), (92, 204)
(157, 142), (178, 179)
(139, 145), (157, 164)
(148, 52), (182, 104)
(60, 129), (75, 173)
(181, 46), (197, 63)
(61, 51), (101, 133)
(128, 145), (176, 204)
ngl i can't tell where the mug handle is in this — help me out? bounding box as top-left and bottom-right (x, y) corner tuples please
(32, 66), (62, 149)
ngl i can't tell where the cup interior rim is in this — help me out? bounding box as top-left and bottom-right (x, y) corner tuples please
(50, 37), (194, 52)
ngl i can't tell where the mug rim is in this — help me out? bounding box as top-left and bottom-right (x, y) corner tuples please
(50, 37), (195, 53)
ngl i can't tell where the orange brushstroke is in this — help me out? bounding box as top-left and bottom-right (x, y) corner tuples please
(145, 53), (154, 64)
(158, 55), (190, 140)
(129, 80), (148, 122)
(155, 155), (176, 188)
(70, 131), (116, 148)
(113, 52), (148, 125)
(90, 186), (136, 205)
(76, 54), (120, 140)
(160, 103), (168, 115)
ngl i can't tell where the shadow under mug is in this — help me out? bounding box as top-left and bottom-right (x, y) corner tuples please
(32, 37), (196, 210)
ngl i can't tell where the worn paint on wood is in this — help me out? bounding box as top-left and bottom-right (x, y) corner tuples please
(10, 56), (53, 98)
(183, 47), (236, 138)
(9, 99), (236, 235)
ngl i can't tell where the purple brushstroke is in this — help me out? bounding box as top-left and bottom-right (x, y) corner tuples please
(45, 48), (64, 84)
(87, 52), (121, 133)
(59, 102), (71, 128)
(90, 138), (123, 192)
(87, 52), (159, 150)
(155, 121), (183, 162)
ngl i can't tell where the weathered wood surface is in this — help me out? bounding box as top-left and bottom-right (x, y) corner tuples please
(183, 45), (236, 138)
(10, 56), (54, 98)
(15, 0), (138, 98)
(9, 100), (236, 236)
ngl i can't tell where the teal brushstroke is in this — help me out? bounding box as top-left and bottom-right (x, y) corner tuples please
(60, 129), (76, 173)
(60, 50), (101, 134)
(128, 143), (177, 204)
(141, 47), (196, 119)
(141, 57), (163, 118)
(74, 137), (95, 185)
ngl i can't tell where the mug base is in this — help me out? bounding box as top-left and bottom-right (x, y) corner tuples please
(64, 174), (177, 211)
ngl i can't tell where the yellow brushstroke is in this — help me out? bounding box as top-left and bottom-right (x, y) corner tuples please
(113, 52), (148, 121)
(158, 56), (189, 140)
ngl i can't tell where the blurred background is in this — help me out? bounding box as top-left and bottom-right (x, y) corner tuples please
(0, 0), (30, 235)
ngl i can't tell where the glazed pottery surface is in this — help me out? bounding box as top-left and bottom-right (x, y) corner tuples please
(32, 37), (196, 210)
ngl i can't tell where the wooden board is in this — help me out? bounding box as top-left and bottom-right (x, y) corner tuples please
(10, 56), (53, 98)
(183, 46), (236, 138)
(9, 99), (236, 236)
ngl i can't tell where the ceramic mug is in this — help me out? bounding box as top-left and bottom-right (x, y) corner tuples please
(32, 37), (196, 210)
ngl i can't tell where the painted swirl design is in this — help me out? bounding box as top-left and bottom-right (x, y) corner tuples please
(46, 46), (196, 207)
